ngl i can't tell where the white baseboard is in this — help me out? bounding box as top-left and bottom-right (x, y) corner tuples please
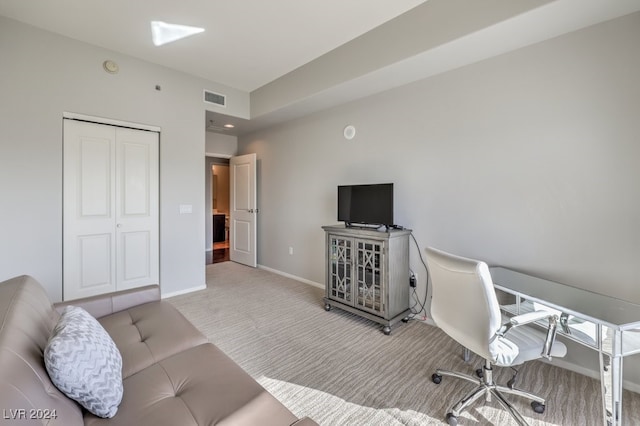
(257, 264), (324, 290)
(161, 284), (207, 299)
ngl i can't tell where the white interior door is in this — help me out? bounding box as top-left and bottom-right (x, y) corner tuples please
(114, 127), (159, 291)
(230, 153), (257, 267)
(63, 119), (159, 300)
(63, 120), (117, 299)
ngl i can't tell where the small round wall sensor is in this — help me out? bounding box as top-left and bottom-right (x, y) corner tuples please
(103, 60), (119, 74)
(343, 125), (356, 140)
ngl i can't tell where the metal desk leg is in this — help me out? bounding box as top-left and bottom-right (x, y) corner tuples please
(462, 346), (470, 363)
(600, 329), (623, 426)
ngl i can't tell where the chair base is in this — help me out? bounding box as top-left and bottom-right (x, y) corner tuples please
(432, 360), (545, 426)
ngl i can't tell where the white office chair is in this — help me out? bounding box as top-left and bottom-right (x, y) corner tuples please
(425, 247), (567, 426)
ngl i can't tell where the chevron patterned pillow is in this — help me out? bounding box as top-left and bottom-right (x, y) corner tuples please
(44, 306), (123, 418)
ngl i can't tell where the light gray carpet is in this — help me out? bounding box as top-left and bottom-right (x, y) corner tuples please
(167, 262), (640, 425)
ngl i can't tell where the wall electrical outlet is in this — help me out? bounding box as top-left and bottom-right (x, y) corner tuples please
(409, 272), (417, 287)
(288, 246), (294, 255)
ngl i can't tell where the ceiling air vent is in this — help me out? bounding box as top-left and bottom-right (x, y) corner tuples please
(204, 90), (226, 107)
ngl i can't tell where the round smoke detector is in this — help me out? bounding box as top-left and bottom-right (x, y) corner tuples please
(103, 60), (119, 74)
(343, 125), (356, 140)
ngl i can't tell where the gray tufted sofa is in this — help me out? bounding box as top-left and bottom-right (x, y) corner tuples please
(0, 275), (318, 425)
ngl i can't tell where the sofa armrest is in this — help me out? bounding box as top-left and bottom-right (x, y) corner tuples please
(54, 285), (160, 318)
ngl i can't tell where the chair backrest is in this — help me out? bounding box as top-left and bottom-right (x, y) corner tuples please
(425, 247), (503, 361)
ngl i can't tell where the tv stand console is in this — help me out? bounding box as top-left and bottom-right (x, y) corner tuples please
(322, 224), (411, 335)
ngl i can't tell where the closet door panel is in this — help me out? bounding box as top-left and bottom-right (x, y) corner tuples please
(116, 127), (159, 291)
(64, 120), (159, 300)
(63, 120), (117, 300)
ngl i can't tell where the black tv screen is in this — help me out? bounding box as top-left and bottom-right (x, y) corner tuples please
(337, 183), (393, 227)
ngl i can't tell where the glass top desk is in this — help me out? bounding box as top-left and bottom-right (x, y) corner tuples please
(490, 267), (640, 426)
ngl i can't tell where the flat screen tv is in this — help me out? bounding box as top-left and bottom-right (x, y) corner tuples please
(337, 183), (393, 228)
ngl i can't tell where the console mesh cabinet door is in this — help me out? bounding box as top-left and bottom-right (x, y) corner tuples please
(323, 225), (410, 335)
(328, 235), (352, 304)
(355, 240), (385, 315)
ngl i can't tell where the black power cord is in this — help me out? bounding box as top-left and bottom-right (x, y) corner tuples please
(407, 231), (430, 321)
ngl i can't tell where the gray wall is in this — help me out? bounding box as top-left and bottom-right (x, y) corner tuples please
(206, 131), (238, 157)
(239, 14), (640, 385)
(0, 16), (248, 300)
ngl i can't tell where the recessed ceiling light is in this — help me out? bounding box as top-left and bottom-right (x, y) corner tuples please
(150, 21), (204, 47)
(223, 124), (235, 129)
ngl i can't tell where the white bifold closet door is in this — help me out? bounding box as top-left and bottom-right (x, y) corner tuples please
(63, 119), (159, 301)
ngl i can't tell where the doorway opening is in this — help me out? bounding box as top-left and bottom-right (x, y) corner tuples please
(206, 157), (230, 264)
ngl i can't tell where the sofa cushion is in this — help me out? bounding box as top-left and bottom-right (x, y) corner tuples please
(97, 301), (208, 378)
(45, 306), (123, 418)
(83, 343), (299, 426)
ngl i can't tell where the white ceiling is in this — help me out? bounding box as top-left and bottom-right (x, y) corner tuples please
(0, 0), (426, 92)
(2, 0), (640, 136)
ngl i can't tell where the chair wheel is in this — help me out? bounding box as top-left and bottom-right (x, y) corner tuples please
(476, 368), (483, 378)
(432, 373), (442, 384)
(446, 412), (458, 426)
(531, 401), (545, 414)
